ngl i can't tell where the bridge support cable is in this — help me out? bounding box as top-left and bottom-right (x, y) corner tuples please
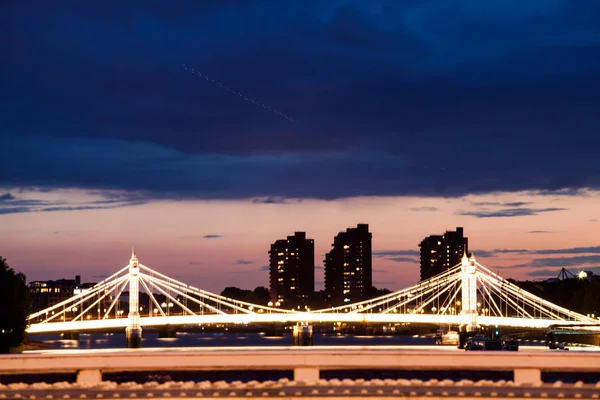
(140, 272), (244, 315)
(70, 274), (130, 322)
(477, 271), (578, 321)
(102, 277), (131, 320)
(36, 274), (129, 324)
(138, 276), (166, 317)
(483, 274), (577, 321)
(476, 262), (592, 322)
(141, 272), (251, 315)
(139, 264), (263, 313)
(138, 264), (292, 314)
(140, 273), (226, 315)
(371, 269), (461, 314)
(315, 264), (463, 314)
(367, 277), (454, 314)
(140, 274), (199, 316)
(476, 275), (530, 319)
(382, 272), (461, 314)
(476, 273), (535, 319)
(437, 275), (461, 316)
(409, 273), (461, 315)
(28, 266), (130, 321)
(475, 274), (504, 318)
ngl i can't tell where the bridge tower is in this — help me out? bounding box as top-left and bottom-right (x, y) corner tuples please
(460, 252), (478, 332)
(126, 247), (143, 348)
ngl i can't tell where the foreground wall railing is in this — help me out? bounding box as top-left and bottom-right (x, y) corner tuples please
(2, 348), (600, 385)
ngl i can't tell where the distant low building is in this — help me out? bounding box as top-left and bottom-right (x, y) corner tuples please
(29, 275), (98, 314)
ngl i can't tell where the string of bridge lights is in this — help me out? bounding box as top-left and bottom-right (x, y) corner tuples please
(183, 64), (296, 122)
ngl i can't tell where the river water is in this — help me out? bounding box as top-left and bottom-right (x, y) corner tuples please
(29, 331), (434, 350)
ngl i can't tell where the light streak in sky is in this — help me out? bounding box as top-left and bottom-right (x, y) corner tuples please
(183, 64), (296, 122)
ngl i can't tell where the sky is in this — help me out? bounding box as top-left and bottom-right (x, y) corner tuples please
(1, 0), (600, 292)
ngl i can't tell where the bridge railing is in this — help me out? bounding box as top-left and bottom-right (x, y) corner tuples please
(2, 348), (600, 385)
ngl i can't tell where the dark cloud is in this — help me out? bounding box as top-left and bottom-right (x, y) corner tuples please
(477, 245), (600, 257)
(458, 207), (568, 218)
(591, 219), (599, 222)
(202, 234), (222, 239)
(235, 260), (254, 265)
(504, 202), (532, 207)
(526, 267), (600, 277)
(531, 246), (600, 255)
(373, 268), (388, 273)
(0, 207), (33, 215)
(0, 193), (15, 201)
(188, 261), (204, 266)
(529, 255), (600, 267)
(373, 281), (395, 286)
(315, 265), (324, 270)
(259, 265), (270, 271)
(374, 250), (420, 257)
(528, 230), (553, 234)
(409, 207), (438, 212)
(1, 1), (600, 199)
(389, 257), (419, 263)
(471, 250), (500, 258)
(51, 231), (79, 236)
(471, 201), (532, 207)
(252, 197), (288, 204)
(0, 191), (149, 215)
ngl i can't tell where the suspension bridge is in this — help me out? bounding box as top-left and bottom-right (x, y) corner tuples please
(26, 249), (597, 346)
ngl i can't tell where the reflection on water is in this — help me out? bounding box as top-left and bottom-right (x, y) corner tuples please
(29, 332), (433, 350)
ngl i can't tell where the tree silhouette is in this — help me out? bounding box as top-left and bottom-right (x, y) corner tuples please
(0, 257), (31, 353)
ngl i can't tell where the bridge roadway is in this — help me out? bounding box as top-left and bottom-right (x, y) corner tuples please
(26, 313), (597, 334)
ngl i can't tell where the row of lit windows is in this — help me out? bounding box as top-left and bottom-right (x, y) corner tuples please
(33, 288), (62, 293)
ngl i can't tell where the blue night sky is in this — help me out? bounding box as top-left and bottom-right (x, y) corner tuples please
(1, 1), (600, 290)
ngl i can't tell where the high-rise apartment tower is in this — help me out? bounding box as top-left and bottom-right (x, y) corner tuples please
(268, 232), (314, 306)
(419, 227), (468, 281)
(324, 223), (372, 305)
